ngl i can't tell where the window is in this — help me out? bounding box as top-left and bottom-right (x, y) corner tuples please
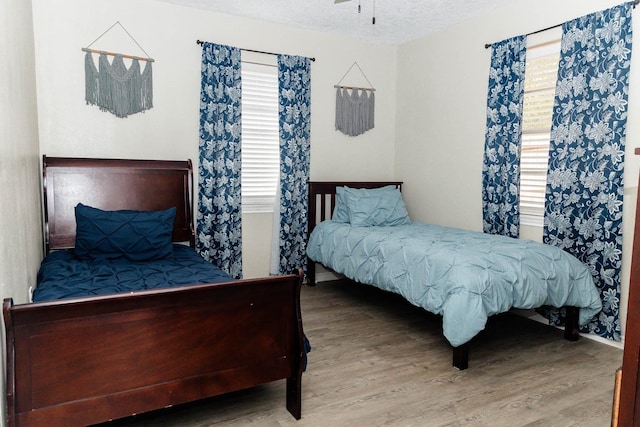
(241, 61), (279, 213)
(520, 33), (561, 227)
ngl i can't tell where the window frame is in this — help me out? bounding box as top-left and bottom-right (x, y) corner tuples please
(520, 30), (561, 228)
(240, 57), (280, 214)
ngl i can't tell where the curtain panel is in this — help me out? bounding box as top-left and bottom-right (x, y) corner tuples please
(196, 42), (243, 279)
(273, 54), (312, 276)
(543, 3), (633, 341)
(482, 36), (527, 238)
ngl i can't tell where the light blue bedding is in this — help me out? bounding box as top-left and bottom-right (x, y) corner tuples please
(306, 220), (603, 347)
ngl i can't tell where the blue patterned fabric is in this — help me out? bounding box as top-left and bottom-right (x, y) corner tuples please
(482, 36), (526, 238)
(543, 4), (633, 341)
(275, 54), (311, 275)
(197, 42), (243, 279)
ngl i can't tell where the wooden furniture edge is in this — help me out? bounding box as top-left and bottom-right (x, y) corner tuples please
(617, 147), (640, 425)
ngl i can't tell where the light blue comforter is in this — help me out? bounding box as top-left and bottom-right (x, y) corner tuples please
(306, 221), (603, 347)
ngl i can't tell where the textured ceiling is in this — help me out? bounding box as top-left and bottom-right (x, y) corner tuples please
(157, 0), (513, 45)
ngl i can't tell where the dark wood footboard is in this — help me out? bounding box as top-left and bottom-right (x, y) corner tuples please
(3, 271), (305, 427)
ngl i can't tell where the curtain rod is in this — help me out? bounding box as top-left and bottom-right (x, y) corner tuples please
(196, 40), (315, 62)
(484, 0), (639, 49)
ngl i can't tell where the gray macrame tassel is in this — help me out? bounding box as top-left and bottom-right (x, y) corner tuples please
(335, 87), (375, 137)
(85, 52), (99, 106)
(84, 52), (153, 118)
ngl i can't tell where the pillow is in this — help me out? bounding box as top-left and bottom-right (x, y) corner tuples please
(331, 186), (350, 223)
(74, 203), (176, 261)
(341, 185), (411, 227)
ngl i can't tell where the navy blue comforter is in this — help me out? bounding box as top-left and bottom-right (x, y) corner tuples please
(33, 244), (233, 302)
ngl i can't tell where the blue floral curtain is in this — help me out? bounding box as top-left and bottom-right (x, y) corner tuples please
(482, 36), (527, 238)
(543, 4), (633, 341)
(196, 42), (243, 279)
(273, 54), (311, 275)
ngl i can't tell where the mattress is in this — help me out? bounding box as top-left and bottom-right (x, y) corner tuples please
(307, 220), (603, 347)
(33, 244), (232, 302)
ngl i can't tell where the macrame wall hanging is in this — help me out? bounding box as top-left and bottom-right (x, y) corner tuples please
(82, 21), (154, 118)
(334, 61), (376, 137)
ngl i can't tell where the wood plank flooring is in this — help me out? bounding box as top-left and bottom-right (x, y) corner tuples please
(98, 279), (622, 427)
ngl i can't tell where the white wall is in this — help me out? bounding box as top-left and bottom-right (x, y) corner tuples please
(0, 5), (630, 426)
(395, 0), (640, 343)
(31, 0), (398, 278)
(0, 0), (43, 424)
(1, 1), (41, 302)
(27, 0), (639, 340)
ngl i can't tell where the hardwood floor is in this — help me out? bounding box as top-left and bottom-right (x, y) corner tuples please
(98, 279), (622, 427)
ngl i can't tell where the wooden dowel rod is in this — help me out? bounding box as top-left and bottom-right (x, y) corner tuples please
(81, 47), (155, 62)
(334, 84), (376, 92)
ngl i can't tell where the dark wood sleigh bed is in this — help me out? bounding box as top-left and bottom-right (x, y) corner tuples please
(306, 181), (584, 371)
(3, 156), (305, 427)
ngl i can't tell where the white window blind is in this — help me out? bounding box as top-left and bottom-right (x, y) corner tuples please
(520, 38), (561, 227)
(241, 61), (279, 213)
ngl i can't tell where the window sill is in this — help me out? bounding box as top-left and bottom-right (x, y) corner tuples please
(242, 205), (275, 214)
(520, 215), (543, 228)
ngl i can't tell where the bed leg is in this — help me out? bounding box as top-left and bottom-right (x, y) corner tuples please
(306, 257), (316, 286)
(286, 373), (302, 420)
(452, 344), (469, 370)
(564, 306), (580, 341)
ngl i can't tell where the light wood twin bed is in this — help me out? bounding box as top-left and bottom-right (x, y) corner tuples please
(3, 156), (306, 427)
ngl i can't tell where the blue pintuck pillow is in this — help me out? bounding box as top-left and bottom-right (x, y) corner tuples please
(339, 185), (411, 227)
(74, 203), (176, 261)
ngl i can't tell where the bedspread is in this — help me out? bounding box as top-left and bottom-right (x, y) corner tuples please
(307, 221), (603, 347)
(34, 244), (232, 302)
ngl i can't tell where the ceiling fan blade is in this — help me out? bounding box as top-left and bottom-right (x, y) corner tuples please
(334, 0), (352, 3)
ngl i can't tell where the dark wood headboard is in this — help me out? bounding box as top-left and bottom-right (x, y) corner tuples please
(43, 156), (194, 253)
(306, 181), (403, 284)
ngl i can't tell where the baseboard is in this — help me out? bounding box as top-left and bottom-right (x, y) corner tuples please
(315, 271), (342, 283)
(511, 308), (624, 349)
